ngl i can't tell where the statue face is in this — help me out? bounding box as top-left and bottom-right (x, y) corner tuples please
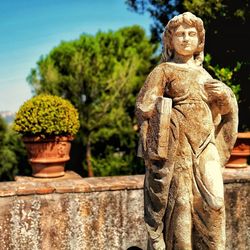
(172, 23), (199, 56)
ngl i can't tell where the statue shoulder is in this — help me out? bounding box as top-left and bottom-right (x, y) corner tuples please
(200, 67), (213, 79)
(147, 62), (174, 81)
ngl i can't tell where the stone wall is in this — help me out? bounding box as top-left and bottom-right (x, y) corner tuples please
(223, 168), (250, 250)
(0, 168), (249, 250)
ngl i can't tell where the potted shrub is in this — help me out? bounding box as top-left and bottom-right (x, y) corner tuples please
(13, 94), (80, 177)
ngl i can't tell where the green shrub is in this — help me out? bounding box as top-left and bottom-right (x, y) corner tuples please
(204, 54), (241, 100)
(13, 94), (80, 137)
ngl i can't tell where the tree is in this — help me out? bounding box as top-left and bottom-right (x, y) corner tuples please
(0, 116), (29, 181)
(126, 0), (184, 42)
(126, 0), (250, 130)
(126, 0), (249, 62)
(0, 116), (16, 180)
(27, 26), (157, 176)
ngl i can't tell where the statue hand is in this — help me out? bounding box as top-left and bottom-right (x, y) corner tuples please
(204, 79), (225, 97)
(205, 79), (232, 114)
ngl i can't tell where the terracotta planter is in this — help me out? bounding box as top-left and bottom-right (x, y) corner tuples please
(226, 132), (250, 168)
(23, 136), (73, 178)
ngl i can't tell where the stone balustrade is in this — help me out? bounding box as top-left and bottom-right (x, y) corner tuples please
(0, 167), (249, 250)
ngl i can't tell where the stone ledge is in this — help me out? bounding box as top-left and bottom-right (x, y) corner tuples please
(0, 171), (144, 197)
(0, 167), (249, 197)
(14, 170), (83, 182)
(223, 166), (250, 183)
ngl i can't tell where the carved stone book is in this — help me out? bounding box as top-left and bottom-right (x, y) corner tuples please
(147, 97), (172, 159)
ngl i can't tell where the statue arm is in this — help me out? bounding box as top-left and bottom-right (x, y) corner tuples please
(135, 65), (166, 126)
(205, 79), (238, 166)
(135, 65), (167, 157)
(205, 79), (235, 115)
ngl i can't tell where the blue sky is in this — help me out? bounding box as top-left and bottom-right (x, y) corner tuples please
(0, 0), (151, 112)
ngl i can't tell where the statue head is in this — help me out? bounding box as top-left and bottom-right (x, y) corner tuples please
(162, 12), (205, 66)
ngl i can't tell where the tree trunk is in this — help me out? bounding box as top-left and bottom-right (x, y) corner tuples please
(86, 137), (94, 177)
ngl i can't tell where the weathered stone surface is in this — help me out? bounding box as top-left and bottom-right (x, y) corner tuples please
(136, 12), (238, 249)
(0, 197), (12, 249)
(2, 192), (146, 250)
(223, 167), (250, 183)
(0, 174), (146, 250)
(0, 170), (249, 249)
(225, 182), (250, 250)
(14, 170), (82, 183)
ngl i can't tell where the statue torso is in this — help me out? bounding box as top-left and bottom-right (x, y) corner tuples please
(161, 63), (214, 154)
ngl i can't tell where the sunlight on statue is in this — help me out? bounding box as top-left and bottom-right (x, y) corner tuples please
(135, 12), (238, 250)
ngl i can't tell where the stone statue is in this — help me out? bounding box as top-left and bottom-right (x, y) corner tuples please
(135, 12), (238, 250)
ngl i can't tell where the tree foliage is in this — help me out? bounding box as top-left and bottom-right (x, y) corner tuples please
(126, 0), (250, 130)
(126, 0), (249, 62)
(27, 26), (157, 176)
(0, 116), (29, 181)
(204, 54), (241, 100)
(126, 0), (184, 42)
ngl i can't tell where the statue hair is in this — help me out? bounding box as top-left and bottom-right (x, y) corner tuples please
(162, 12), (205, 66)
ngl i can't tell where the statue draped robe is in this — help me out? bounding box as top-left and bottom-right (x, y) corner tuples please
(135, 62), (238, 250)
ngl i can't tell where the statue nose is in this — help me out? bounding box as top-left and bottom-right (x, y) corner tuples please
(183, 34), (189, 42)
